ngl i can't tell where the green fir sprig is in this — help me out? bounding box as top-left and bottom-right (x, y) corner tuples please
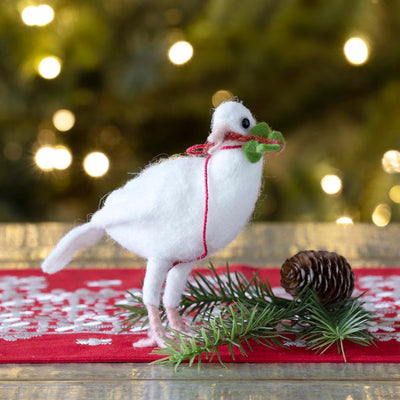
(115, 263), (377, 367)
(293, 291), (376, 362)
(180, 263), (293, 321)
(154, 302), (289, 371)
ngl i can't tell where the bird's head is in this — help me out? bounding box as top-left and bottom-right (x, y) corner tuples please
(206, 101), (285, 162)
(209, 101), (257, 141)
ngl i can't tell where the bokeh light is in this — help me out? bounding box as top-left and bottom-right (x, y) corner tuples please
(336, 216), (353, 225)
(38, 56), (61, 79)
(382, 150), (400, 173)
(35, 145), (72, 171)
(389, 185), (400, 204)
(372, 203), (391, 227)
(212, 90), (234, 107)
(35, 146), (55, 171)
(344, 37), (369, 65)
(36, 5), (54, 26)
(53, 146), (72, 170)
(83, 152), (109, 177)
(321, 174), (342, 195)
(168, 41), (193, 65)
(52, 109), (75, 132)
(21, 5), (54, 26)
(21, 6), (38, 26)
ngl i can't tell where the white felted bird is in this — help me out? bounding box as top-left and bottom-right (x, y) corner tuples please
(41, 100), (285, 347)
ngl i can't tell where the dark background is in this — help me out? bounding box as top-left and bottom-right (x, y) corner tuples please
(1, 0), (399, 224)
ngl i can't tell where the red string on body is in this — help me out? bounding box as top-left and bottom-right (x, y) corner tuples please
(173, 131), (281, 268)
(171, 152), (213, 268)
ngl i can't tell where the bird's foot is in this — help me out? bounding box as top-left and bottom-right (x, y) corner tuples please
(132, 305), (194, 348)
(133, 332), (167, 348)
(166, 306), (187, 332)
(133, 304), (168, 348)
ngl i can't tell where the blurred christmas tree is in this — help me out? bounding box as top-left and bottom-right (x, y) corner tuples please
(0, 0), (399, 224)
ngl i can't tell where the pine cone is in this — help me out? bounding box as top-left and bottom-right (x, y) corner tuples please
(280, 250), (355, 305)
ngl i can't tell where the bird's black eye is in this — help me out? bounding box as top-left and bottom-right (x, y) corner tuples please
(241, 118), (250, 129)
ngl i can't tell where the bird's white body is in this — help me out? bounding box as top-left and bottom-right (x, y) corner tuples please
(90, 147), (262, 261)
(41, 101), (279, 347)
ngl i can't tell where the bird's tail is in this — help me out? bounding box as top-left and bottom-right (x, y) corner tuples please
(41, 222), (104, 274)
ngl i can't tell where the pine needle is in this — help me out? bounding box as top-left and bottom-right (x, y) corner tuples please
(294, 290), (376, 362)
(115, 263), (377, 367)
(152, 302), (288, 371)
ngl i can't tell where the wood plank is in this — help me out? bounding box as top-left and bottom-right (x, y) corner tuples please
(1, 363), (399, 381)
(1, 222), (400, 269)
(1, 379), (399, 400)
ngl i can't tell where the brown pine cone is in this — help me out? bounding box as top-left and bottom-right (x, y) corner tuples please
(280, 250), (355, 305)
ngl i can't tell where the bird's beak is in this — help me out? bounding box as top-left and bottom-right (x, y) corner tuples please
(242, 122), (285, 163)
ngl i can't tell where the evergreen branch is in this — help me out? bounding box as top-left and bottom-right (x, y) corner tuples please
(115, 290), (166, 332)
(180, 263), (292, 321)
(294, 290), (376, 362)
(115, 263), (377, 367)
(115, 263), (295, 330)
(152, 302), (288, 371)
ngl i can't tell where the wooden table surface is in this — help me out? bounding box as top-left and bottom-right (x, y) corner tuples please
(0, 222), (399, 400)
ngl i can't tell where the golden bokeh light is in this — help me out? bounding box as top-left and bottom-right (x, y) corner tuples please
(21, 4), (54, 26)
(35, 146), (55, 170)
(321, 174), (342, 195)
(52, 109), (75, 132)
(35, 145), (72, 171)
(168, 41), (193, 65)
(38, 56), (61, 79)
(382, 150), (400, 174)
(372, 203), (391, 227)
(344, 37), (369, 65)
(389, 185), (400, 204)
(83, 152), (110, 177)
(21, 6), (38, 26)
(212, 90), (234, 107)
(336, 216), (353, 225)
(36, 4), (54, 26)
(53, 146), (72, 170)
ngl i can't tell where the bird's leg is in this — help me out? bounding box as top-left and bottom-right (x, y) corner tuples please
(165, 306), (185, 332)
(163, 262), (194, 333)
(133, 258), (170, 348)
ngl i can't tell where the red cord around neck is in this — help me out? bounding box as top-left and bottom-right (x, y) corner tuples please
(186, 130), (282, 155)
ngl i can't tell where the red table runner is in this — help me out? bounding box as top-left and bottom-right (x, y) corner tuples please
(0, 266), (399, 363)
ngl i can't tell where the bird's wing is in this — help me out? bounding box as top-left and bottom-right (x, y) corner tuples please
(91, 156), (205, 228)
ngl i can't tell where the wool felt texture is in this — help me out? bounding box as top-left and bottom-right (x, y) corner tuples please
(41, 101), (281, 346)
(0, 266), (399, 363)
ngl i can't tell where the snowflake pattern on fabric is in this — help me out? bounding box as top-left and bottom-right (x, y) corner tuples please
(0, 275), (136, 341)
(0, 270), (399, 346)
(357, 274), (400, 342)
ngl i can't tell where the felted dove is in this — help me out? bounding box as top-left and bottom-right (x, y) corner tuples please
(41, 100), (285, 347)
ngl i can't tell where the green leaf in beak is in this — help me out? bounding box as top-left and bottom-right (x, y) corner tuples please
(242, 140), (263, 163)
(249, 122), (271, 138)
(243, 123), (285, 163)
(268, 130), (285, 147)
(256, 143), (281, 153)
